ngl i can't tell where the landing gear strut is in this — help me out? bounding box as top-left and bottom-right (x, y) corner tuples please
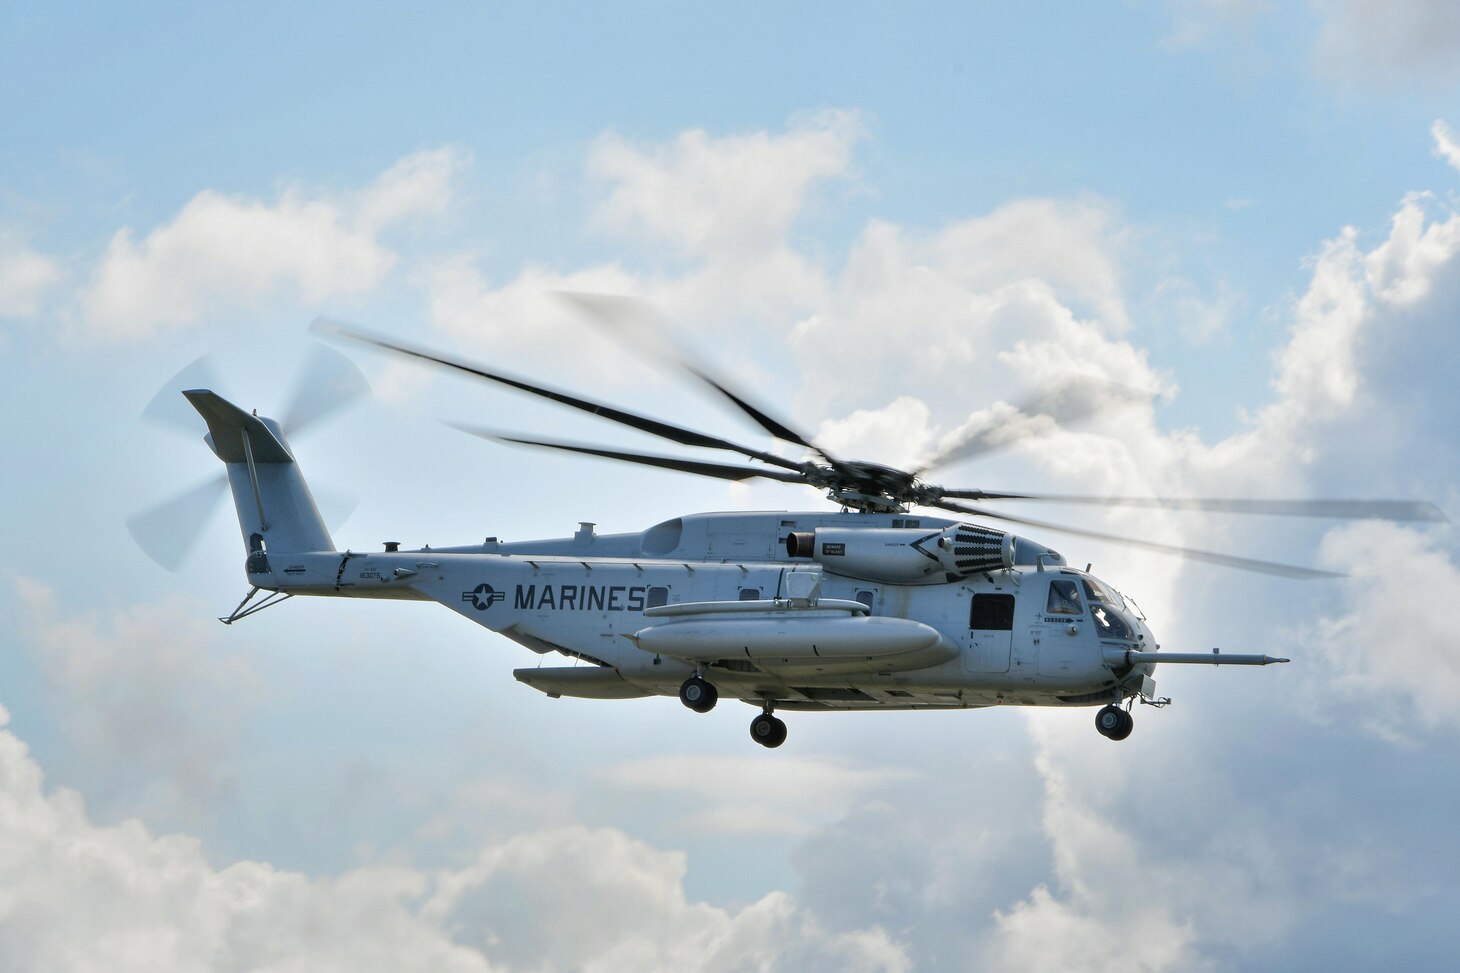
(749, 704), (787, 748)
(679, 675), (718, 713)
(1095, 703), (1134, 741)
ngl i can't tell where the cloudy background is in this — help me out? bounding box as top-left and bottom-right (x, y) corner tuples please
(4, 2), (1460, 969)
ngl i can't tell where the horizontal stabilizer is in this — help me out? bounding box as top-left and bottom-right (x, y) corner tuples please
(183, 390), (293, 463)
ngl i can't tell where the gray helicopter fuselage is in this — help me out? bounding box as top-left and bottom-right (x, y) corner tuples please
(250, 508), (1159, 712)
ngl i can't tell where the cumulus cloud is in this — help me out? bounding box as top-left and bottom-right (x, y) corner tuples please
(80, 147), (470, 339)
(588, 110), (865, 258)
(0, 232), (61, 318)
(597, 754), (920, 837)
(1434, 119), (1460, 172)
(1301, 523), (1460, 735)
(13, 579), (257, 821)
(0, 705), (909, 972)
(421, 114), (868, 376)
(1312, 0), (1460, 86)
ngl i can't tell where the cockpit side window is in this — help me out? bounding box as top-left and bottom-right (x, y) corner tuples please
(1046, 579), (1084, 615)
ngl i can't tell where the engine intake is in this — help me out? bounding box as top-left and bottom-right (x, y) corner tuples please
(786, 523), (1015, 583)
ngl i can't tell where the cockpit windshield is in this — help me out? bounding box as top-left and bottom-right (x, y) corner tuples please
(1091, 603), (1133, 639)
(1080, 577), (1126, 611)
(1063, 571), (1138, 639)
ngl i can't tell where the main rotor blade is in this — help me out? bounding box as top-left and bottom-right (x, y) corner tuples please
(556, 292), (842, 465)
(126, 474), (228, 571)
(915, 376), (1148, 474)
(936, 491), (1449, 523)
(316, 319), (805, 473)
(282, 344), (371, 435)
(927, 498), (1342, 580)
(452, 425), (809, 485)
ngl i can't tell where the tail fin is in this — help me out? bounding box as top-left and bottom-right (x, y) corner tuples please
(184, 390), (335, 565)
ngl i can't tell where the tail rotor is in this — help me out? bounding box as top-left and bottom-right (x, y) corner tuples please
(126, 344), (368, 572)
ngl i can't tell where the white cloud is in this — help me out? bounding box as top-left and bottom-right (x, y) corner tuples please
(1300, 522), (1460, 735)
(1312, 0), (1460, 86)
(0, 705), (910, 972)
(14, 579), (257, 822)
(0, 233), (61, 318)
(421, 115), (869, 377)
(1433, 119), (1460, 172)
(588, 110), (866, 258)
(598, 754), (920, 837)
(80, 147), (470, 339)
(422, 254), (644, 373)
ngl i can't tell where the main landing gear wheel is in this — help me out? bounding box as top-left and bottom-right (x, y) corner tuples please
(1095, 704), (1134, 741)
(750, 713), (788, 748)
(679, 676), (718, 713)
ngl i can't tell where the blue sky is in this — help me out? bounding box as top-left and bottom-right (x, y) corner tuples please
(4, 2), (1460, 969)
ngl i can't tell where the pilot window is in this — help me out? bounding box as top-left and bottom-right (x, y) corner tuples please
(1092, 604), (1133, 639)
(970, 593), (1015, 630)
(1046, 579), (1084, 615)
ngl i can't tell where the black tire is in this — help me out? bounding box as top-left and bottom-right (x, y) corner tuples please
(1095, 704), (1123, 737)
(679, 676), (717, 713)
(750, 713), (785, 747)
(1110, 709), (1134, 741)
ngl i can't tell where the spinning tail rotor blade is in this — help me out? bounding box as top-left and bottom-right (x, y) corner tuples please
(936, 492), (1449, 522)
(316, 319), (806, 474)
(556, 292), (841, 464)
(928, 498), (1342, 579)
(452, 425), (809, 484)
(126, 474), (229, 571)
(141, 356), (225, 434)
(282, 344), (371, 435)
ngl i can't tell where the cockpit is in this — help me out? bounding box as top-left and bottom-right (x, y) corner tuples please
(1046, 570), (1143, 643)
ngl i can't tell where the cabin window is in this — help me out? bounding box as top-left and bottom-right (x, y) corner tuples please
(855, 589), (875, 611)
(1046, 579), (1084, 615)
(970, 593), (1015, 630)
(646, 586), (669, 609)
(739, 587), (761, 601)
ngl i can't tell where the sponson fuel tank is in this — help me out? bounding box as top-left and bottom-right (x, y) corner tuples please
(631, 614), (943, 662)
(784, 522), (1015, 583)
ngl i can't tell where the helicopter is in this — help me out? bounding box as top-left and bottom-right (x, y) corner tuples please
(142, 312), (1447, 748)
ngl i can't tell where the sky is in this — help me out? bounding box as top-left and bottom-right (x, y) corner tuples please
(3, 1), (1460, 969)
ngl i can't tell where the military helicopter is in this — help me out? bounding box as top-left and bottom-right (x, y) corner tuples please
(137, 311), (1446, 747)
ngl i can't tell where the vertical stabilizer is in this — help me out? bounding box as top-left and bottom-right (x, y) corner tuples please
(183, 390), (335, 562)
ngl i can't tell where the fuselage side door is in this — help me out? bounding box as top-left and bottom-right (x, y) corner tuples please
(966, 592), (1014, 673)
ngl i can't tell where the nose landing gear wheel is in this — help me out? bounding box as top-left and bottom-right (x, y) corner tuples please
(750, 713), (787, 748)
(679, 676), (718, 713)
(1096, 704), (1134, 740)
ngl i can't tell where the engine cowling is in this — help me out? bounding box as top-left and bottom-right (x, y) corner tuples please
(785, 523), (1015, 583)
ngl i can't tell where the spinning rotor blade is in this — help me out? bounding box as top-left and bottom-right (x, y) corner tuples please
(282, 344), (371, 435)
(126, 474), (229, 572)
(556, 292), (842, 465)
(316, 319), (805, 474)
(928, 498), (1342, 580)
(452, 425), (809, 484)
(936, 491), (1449, 523)
(916, 376), (1148, 474)
(141, 355), (225, 434)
